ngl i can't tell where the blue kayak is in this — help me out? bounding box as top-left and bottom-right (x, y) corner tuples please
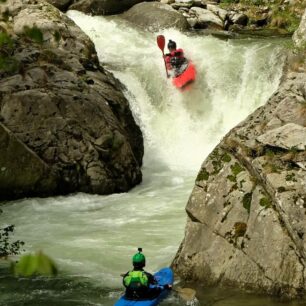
(114, 267), (174, 306)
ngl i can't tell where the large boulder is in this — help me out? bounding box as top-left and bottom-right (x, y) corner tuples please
(189, 7), (223, 30)
(0, 0), (143, 199)
(69, 0), (150, 15)
(122, 2), (190, 31)
(172, 48), (306, 298)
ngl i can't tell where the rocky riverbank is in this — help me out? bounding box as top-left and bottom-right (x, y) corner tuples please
(0, 0), (143, 200)
(172, 10), (306, 300)
(48, 0), (304, 35)
(160, 0), (305, 33)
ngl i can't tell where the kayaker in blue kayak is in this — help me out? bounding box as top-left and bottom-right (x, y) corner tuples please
(122, 248), (172, 300)
(164, 40), (188, 78)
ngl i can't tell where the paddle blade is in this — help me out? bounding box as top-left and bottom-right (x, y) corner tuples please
(157, 35), (165, 51)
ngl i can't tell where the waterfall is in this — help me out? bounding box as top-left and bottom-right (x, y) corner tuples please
(0, 11), (286, 306)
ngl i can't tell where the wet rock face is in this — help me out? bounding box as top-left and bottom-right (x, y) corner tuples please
(122, 2), (190, 31)
(172, 55), (306, 298)
(0, 0), (143, 199)
(0, 123), (57, 199)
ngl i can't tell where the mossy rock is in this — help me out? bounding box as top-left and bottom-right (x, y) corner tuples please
(259, 197), (271, 208)
(196, 168), (210, 181)
(231, 162), (244, 176)
(242, 192), (252, 214)
(23, 26), (44, 44)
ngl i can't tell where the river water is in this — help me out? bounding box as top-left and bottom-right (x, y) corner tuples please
(1, 11), (304, 306)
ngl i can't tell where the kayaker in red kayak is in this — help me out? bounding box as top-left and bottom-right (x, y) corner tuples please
(164, 40), (189, 78)
(157, 35), (196, 90)
(122, 248), (172, 300)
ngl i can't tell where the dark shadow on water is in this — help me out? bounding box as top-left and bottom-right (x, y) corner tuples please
(0, 266), (121, 306)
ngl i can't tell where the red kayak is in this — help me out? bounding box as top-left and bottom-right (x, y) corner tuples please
(156, 35), (196, 91)
(172, 62), (196, 91)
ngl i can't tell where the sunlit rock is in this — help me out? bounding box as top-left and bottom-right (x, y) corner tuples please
(206, 4), (227, 21)
(189, 7), (223, 29)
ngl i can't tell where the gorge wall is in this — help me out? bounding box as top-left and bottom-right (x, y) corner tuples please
(172, 9), (306, 299)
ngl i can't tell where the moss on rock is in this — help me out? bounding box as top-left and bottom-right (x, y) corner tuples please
(242, 192), (252, 214)
(196, 168), (210, 181)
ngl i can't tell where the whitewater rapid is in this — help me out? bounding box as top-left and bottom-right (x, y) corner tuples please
(67, 11), (285, 172)
(0, 11), (287, 306)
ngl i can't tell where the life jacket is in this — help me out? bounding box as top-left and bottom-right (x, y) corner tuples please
(165, 49), (188, 77)
(170, 49), (185, 59)
(123, 270), (149, 289)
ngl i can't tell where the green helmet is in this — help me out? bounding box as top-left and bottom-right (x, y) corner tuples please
(132, 248), (146, 268)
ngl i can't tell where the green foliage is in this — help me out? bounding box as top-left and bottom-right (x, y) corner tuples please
(23, 26), (44, 44)
(242, 192), (252, 214)
(0, 56), (19, 73)
(0, 32), (19, 74)
(259, 197), (271, 208)
(271, 7), (301, 33)
(221, 0), (305, 33)
(231, 162), (244, 176)
(12, 251), (58, 277)
(0, 224), (24, 258)
(220, 0), (239, 4)
(265, 162), (281, 173)
(0, 31), (13, 49)
(209, 149), (233, 175)
(286, 173), (297, 182)
(0, 209), (24, 258)
(196, 168), (209, 181)
(226, 162), (244, 183)
(222, 153), (232, 163)
(251, 0), (264, 4)
(227, 174), (236, 182)
(53, 31), (61, 42)
(266, 149), (275, 158)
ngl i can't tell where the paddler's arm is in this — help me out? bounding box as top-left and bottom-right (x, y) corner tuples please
(163, 54), (172, 75)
